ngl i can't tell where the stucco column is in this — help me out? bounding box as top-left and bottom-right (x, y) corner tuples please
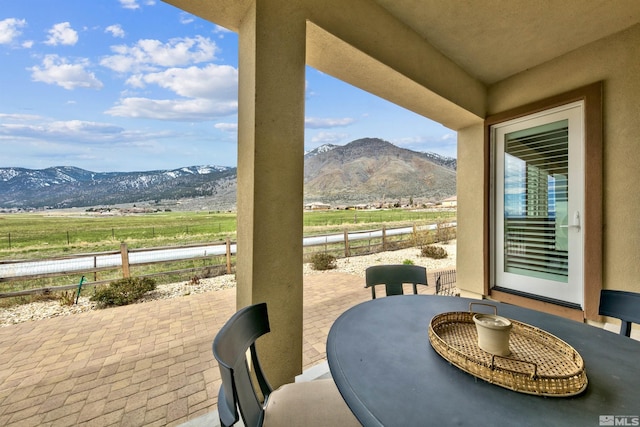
(456, 123), (487, 298)
(236, 2), (306, 386)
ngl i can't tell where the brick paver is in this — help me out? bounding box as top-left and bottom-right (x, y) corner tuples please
(0, 273), (370, 426)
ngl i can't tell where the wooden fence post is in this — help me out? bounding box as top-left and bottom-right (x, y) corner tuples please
(120, 242), (131, 278)
(344, 230), (350, 258)
(226, 237), (232, 274)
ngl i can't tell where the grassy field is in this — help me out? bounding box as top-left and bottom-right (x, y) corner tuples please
(0, 208), (455, 260)
(0, 210), (237, 259)
(0, 208), (456, 306)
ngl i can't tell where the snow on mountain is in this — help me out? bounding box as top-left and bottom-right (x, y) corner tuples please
(0, 165), (235, 209)
(304, 144), (338, 158)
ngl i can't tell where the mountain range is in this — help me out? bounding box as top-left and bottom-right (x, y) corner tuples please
(0, 138), (456, 210)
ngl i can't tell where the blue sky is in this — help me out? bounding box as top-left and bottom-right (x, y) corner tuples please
(0, 0), (456, 172)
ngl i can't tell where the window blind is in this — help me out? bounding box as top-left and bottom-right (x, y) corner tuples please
(503, 120), (569, 282)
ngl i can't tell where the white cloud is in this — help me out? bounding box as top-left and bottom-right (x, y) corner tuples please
(22, 40), (34, 48)
(48, 120), (124, 135)
(105, 24), (125, 38)
(393, 136), (426, 146)
(130, 64), (237, 98)
(1, 118), (120, 140)
(0, 113), (44, 121)
(310, 131), (349, 144)
(106, 97), (237, 121)
(110, 64), (238, 121)
(179, 13), (194, 25)
(119, 0), (140, 9)
(101, 36), (218, 73)
(215, 123), (237, 132)
(0, 115), (172, 146)
(392, 134), (458, 157)
(45, 22), (78, 46)
(100, 35), (233, 122)
(30, 55), (103, 90)
(119, 0), (155, 8)
(305, 117), (355, 129)
(0, 18), (26, 45)
(213, 25), (233, 36)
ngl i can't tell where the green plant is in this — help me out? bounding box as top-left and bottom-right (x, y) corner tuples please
(402, 259), (415, 265)
(421, 245), (448, 259)
(90, 277), (157, 308)
(310, 253), (337, 271)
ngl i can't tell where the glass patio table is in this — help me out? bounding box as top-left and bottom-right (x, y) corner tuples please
(326, 295), (640, 427)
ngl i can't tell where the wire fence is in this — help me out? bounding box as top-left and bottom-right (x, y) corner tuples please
(434, 269), (458, 296)
(0, 224), (456, 299)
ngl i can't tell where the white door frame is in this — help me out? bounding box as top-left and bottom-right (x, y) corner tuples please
(491, 101), (585, 307)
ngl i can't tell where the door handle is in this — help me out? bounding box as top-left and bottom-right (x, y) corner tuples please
(559, 211), (581, 231)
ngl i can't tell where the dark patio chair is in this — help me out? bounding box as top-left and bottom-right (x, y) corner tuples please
(365, 264), (428, 299)
(213, 302), (360, 427)
(598, 289), (640, 337)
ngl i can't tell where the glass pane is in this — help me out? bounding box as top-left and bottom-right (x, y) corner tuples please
(503, 120), (568, 282)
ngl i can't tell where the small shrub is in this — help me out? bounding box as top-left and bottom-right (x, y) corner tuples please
(421, 245), (448, 260)
(385, 241), (402, 251)
(435, 221), (455, 244)
(402, 259), (415, 265)
(189, 276), (201, 286)
(91, 277), (156, 308)
(310, 253), (337, 271)
(59, 291), (76, 306)
(415, 229), (435, 246)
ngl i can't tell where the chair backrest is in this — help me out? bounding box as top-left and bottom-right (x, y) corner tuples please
(213, 302), (273, 427)
(598, 290), (640, 337)
(365, 264), (427, 299)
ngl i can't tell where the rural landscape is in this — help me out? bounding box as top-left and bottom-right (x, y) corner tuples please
(0, 138), (457, 311)
(0, 138), (456, 211)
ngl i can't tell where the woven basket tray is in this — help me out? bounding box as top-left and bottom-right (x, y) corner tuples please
(428, 304), (587, 397)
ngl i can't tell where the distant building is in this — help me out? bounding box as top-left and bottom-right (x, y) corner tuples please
(305, 202), (331, 210)
(441, 196), (457, 208)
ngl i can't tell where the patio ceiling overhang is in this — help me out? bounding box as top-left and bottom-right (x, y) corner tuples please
(163, 0), (640, 126)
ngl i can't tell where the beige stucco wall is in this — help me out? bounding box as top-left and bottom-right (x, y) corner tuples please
(465, 23), (640, 295)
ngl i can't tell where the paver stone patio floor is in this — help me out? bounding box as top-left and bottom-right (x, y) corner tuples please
(0, 272), (377, 426)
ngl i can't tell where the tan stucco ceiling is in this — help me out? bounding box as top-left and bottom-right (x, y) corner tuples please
(165, 0), (640, 86)
(162, 0), (640, 127)
(373, 0), (640, 84)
